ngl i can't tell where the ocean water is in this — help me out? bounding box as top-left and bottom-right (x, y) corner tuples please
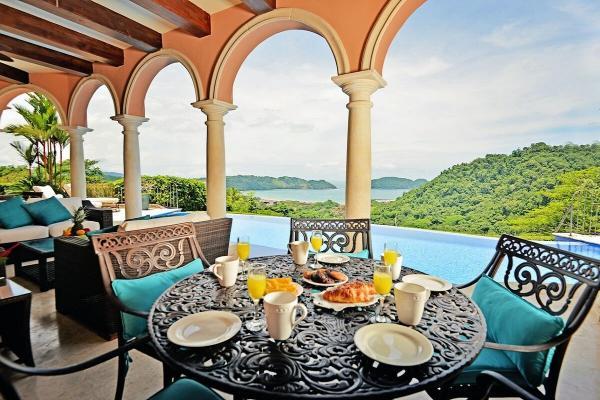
(242, 188), (410, 203)
(229, 214), (600, 284)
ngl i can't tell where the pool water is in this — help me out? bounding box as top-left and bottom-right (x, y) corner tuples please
(229, 214), (600, 283)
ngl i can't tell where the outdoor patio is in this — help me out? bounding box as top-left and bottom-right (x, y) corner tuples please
(1, 1), (599, 399)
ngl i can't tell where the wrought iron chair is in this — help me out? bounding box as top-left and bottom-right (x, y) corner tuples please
(428, 234), (600, 400)
(91, 222), (210, 400)
(0, 336), (223, 400)
(289, 218), (373, 258)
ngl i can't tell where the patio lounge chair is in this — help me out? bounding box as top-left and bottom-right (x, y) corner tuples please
(0, 336), (223, 400)
(428, 234), (600, 400)
(91, 222), (211, 400)
(289, 217), (373, 258)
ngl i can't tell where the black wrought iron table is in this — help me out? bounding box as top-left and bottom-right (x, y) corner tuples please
(149, 255), (486, 399)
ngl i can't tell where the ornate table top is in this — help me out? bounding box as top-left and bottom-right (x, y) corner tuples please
(149, 255), (486, 399)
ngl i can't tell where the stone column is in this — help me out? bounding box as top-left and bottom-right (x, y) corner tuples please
(332, 70), (386, 219)
(63, 126), (93, 198)
(191, 100), (237, 219)
(111, 115), (149, 219)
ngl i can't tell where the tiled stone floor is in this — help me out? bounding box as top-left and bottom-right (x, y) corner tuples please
(2, 276), (599, 400)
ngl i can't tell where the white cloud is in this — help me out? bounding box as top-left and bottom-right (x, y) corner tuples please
(482, 21), (563, 49)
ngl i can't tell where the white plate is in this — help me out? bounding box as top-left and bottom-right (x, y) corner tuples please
(302, 273), (348, 287)
(167, 311), (242, 347)
(316, 253), (351, 265)
(402, 274), (452, 292)
(354, 324), (434, 366)
(312, 290), (378, 311)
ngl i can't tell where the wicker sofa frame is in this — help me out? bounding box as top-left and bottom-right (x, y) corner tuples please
(53, 218), (232, 340)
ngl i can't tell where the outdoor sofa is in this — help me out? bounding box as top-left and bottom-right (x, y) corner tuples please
(0, 196), (112, 248)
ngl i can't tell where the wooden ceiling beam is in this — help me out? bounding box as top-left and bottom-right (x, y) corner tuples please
(0, 62), (29, 84)
(127, 0), (210, 37)
(0, 4), (123, 66)
(18, 0), (162, 52)
(242, 0), (275, 14)
(0, 34), (92, 76)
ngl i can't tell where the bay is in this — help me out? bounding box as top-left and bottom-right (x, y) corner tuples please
(242, 187), (410, 203)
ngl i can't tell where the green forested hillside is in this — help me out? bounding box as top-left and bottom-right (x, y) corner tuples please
(371, 177), (427, 189)
(371, 143), (600, 238)
(225, 175), (336, 190)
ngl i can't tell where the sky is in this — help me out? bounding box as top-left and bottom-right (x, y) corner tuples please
(1, 0), (599, 181)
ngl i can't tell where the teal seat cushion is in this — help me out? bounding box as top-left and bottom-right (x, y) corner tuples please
(344, 249), (370, 259)
(472, 275), (565, 387)
(149, 378), (223, 400)
(111, 259), (204, 340)
(22, 197), (71, 226)
(86, 225), (119, 237)
(455, 348), (521, 384)
(0, 197), (34, 229)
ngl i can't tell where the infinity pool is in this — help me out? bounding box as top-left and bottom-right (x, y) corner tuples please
(229, 214), (600, 283)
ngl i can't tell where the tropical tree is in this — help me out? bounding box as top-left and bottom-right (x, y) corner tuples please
(2, 93), (69, 190)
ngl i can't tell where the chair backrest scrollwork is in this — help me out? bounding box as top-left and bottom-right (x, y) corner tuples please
(92, 222), (208, 285)
(485, 234), (599, 394)
(289, 218), (373, 258)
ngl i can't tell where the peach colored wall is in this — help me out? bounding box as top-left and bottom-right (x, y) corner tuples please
(372, 0), (427, 73)
(0, 0), (424, 123)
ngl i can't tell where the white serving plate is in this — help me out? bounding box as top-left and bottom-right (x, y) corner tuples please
(167, 311), (242, 347)
(354, 323), (434, 366)
(402, 274), (452, 292)
(302, 272), (348, 287)
(311, 290), (378, 311)
(316, 253), (351, 265)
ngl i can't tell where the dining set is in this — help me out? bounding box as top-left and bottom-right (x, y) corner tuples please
(0, 217), (598, 400)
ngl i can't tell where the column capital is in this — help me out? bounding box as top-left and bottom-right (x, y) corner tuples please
(111, 114), (149, 130)
(192, 99), (237, 120)
(61, 125), (93, 136)
(332, 70), (387, 99)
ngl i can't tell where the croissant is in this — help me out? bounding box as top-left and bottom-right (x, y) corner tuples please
(322, 281), (376, 303)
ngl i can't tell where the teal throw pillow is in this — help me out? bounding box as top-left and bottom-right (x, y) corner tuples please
(472, 275), (564, 387)
(22, 197), (72, 226)
(111, 258), (204, 340)
(0, 197), (34, 229)
(86, 225), (119, 237)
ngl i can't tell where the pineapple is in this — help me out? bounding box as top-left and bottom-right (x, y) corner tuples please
(71, 206), (87, 235)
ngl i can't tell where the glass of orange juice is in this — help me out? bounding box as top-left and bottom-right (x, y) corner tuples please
(371, 264), (392, 323)
(310, 230), (323, 268)
(246, 263), (267, 332)
(237, 235), (250, 278)
(383, 241), (399, 267)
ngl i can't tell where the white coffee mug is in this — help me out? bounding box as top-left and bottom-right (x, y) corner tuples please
(263, 291), (308, 340)
(213, 255), (239, 287)
(288, 241), (309, 265)
(380, 252), (403, 280)
(394, 282), (430, 326)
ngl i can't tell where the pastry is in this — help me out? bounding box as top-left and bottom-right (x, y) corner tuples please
(303, 269), (346, 284)
(322, 281), (376, 303)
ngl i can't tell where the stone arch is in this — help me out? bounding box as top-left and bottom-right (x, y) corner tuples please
(123, 48), (203, 116)
(209, 7), (351, 103)
(68, 74), (120, 127)
(361, 0), (427, 73)
(0, 83), (67, 123)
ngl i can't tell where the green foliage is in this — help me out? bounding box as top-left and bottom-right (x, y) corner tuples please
(371, 142), (600, 237)
(113, 176), (207, 212)
(2, 93), (69, 190)
(506, 167), (600, 238)
(225, 175), (336, 190)
(371, 177), (427, 189)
